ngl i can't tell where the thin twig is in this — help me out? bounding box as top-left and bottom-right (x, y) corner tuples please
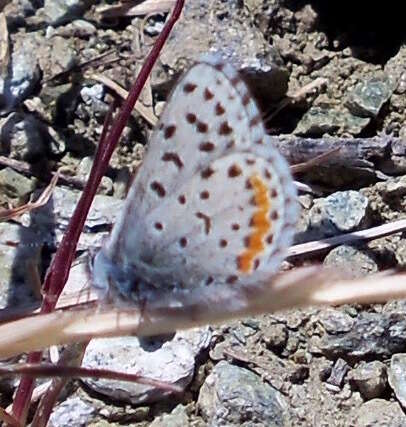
(97, 0), (175, 18)
(0, 11), (9, 75)
(31, 381), (52, 404)
(31, 343), (87, 427)
(89, 72), (158, 126)
(0, 171), (60, 221)
(294, 180), (324, 195)
(3, 363), (182, 393)
(0, 156), (86, 189)
(290, 148), (341, 174)
(43, 50), (119, 83)
(265, 77), (328, 123)
(274, 135), (402, 175)
(288, 219), (406, 258)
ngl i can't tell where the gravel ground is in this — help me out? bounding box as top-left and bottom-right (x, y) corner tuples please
(1, 1), (406, 426)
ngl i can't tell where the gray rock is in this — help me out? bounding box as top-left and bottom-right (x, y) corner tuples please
(349, 361), (387, 400)
(394, 239), (406, 268)
(158, 0), (289, 105)
(381, 176), (406, 197)
(0, 37), (41, 111)
(0, 222), (43, 309)
(384, 45), (406, 93)
(348, 399), (406, 427)
(389, 354), (406, 408)
(324, 245), (378, 278)
(31, 186), (122, 230)
(47, 125), (66, 156)
(198, 361), (289, 426)
(77, 156), (113, 195)
(82, 328), (211, 404)
(294, 106), (370, 136)
(143, 19), (165, 37)
(262, 323), (288, 351)
(341, 112), (371, 135)
(294, 205), (311, 244)
(43, 0), (88, 25)
(228, 322), (257, 346)
(113, 167), (131, 199)
(63, 256), (90, 297)
(382, 154), (406, 175)
(395, 71), (406, 95)
(317, 309), (355, 334)
(3, 0), (37, 22)
(79, 84), (109, 117)
(0, 167), (36, 200)
(314, 311), (406, 359)
(298, 194), (313, 210)
(346, 76), (393, 118)
(0, 358), (20, 393)
(80, 84), (104, 105)
(149, 405), (190, 427)
(38, 36), (77, 79)
(39, 83), (76, 123)
(309, 191), (369, 237)
(0, 113), (48, 161)
(47, 20), (97, 38)
(18, 186), (124, 250)
(48, 396), (96, 427)
(326, 358), (349, 390)
(294, 4), (319, 33)
(295, 106), (340, 136)
(384, 300), (406, 313)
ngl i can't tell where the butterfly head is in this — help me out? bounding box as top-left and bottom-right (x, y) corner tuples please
(90, 249), (139, 302)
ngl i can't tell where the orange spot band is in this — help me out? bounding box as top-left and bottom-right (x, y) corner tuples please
(238, 175), (271, 273)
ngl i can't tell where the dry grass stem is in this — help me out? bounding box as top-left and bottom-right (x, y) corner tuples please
(0, 171), (60, 221)
(2, 267), (406, 359)
(98, 0), (176, 18)
(0, 11), (9, 74)
(90, 72), (158, 126)
(266, 77), (328, 122)
(290, 148), (341, 173)
(288, 218), (406, 258)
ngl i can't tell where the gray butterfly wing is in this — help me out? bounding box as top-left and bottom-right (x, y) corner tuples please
(99, 57), (298, 298)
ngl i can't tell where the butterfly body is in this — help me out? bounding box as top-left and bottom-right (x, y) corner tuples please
(92, 56), (298, 306)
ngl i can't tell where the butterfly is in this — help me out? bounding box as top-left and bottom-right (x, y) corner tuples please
(91, 55), (298, 309)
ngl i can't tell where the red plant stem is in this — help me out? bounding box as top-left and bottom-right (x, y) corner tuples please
(3, 364), (182, 393)
(10, 1), (185, 424)
(0, 407), (20, 427)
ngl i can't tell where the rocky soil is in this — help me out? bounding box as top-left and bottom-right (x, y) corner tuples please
(1, 1), (406, 426)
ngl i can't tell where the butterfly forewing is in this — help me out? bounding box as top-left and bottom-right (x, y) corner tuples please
(96, 56), (298, 301)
